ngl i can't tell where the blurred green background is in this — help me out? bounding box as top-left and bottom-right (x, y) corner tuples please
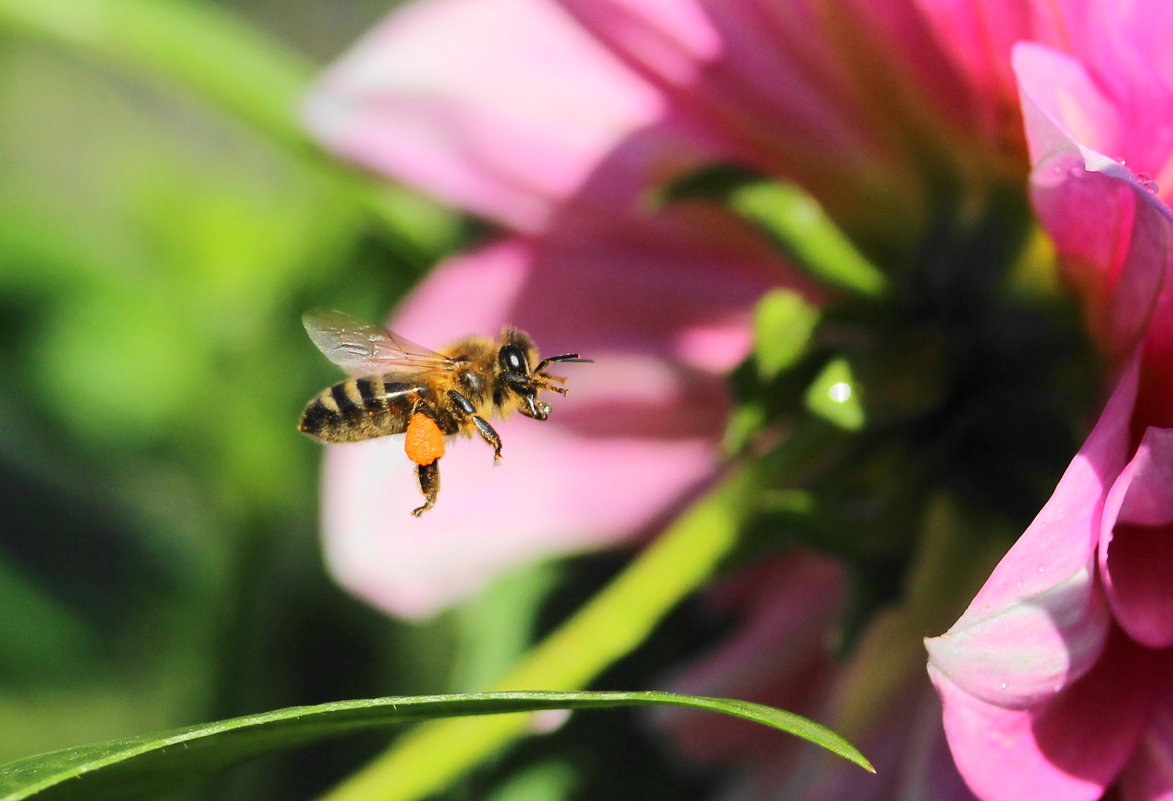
(0, 2), (702, 799)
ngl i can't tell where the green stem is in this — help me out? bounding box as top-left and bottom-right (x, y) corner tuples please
(317, 466), (762, 801)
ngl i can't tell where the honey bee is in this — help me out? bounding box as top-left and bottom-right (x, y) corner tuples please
(298, 309), (588, 516)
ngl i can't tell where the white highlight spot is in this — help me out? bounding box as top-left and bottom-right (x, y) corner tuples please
(828, 382), (852, 403)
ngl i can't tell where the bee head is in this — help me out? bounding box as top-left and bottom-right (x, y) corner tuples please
(496, 328), (587, 419)
(497, 329), (553, 419)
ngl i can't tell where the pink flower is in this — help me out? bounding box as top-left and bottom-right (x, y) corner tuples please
(302, 0), (1064, 621)
(306, 1), (1173, 798)
(927, 8), (1173, 799)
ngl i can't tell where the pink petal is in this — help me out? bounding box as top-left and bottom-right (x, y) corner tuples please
(914, 0), (1070, 139)
(1135, 219), (1173, 430)
(557, 0), (977, 248)
(1119, 653), (1173, 801)
(320, 212), (804, 618)
(654, 555), (845, 764)
(558, 0), (877, 161)
(894, 690), (982, 801)
(1014, 42), (1123, 160)
(321, 415), (717, 619)
(658, 557), (977, 801)
(1014, 42), (1173, 360)
(931, 626), (1158, 801)
(1061, 0), (1173, 187)
(785, 689), (977, 801)
(784, 619), (975, 801)
(1109, 428), (1173, 529)
(304, 0), (707, 233)
(559, 0), (993, 151)
(1099, 426), (1173, 647)
(925, 356), (1140, 707)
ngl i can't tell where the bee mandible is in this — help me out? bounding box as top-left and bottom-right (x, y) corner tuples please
(298, 309), (589, 516)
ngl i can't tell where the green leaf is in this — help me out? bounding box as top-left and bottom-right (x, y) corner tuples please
(806, 358), (866, 431)
(752, 289), (821, 380)
(731, 182), (888, 299)
(0, 691), (873, 800)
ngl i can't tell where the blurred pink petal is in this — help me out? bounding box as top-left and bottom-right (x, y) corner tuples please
(556, 0), (1087, 252)
(321, 210), (804, 618)
(1119, 659), (1173, 801)
(914, 0), (1068, 137)
(304, 0), (709, 233)
(559, 0), (1058, 148)
(559, 0), (886, 162)
(1098, 427), (1173, 648)
(653, 555), (845, 765)
(658, 559), (978, 801)
(925, 355), (1139, 707)
(931, 626), (1158, 801)
(782, 618), (977, 801)
(559, 0), (962, 247)
(1135, 264), (1173, 432)
(323, 420), (715, 619)
(783, 688), (977, 801)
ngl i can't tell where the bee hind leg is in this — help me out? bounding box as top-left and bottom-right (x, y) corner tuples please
(412, 460), (440, 517)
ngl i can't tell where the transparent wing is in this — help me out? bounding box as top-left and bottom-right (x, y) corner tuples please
(303, 309), (455, 376)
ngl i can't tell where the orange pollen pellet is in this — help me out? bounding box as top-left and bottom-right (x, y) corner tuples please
(405, 413), (446, 465)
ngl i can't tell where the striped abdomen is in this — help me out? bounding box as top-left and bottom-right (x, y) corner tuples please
(299, 378), (423, 443)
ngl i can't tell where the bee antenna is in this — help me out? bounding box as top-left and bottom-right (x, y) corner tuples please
(535, 354), (592, 372)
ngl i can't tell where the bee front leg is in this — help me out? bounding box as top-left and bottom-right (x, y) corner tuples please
(447, 389), (502, 462)
(471, 416), (502, 462)
(412, 460), (440, 517)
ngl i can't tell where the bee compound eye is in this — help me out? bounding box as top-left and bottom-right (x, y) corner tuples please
(499, 344), (528, 374)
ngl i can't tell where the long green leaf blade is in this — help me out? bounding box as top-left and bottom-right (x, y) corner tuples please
(0, 691), (872, 800)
